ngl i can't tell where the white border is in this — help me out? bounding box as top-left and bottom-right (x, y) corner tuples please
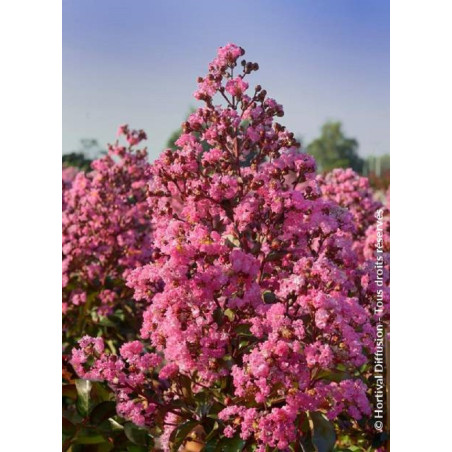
(391, 0), (452, 449)
(1, 0), (451, 448)
(1, 0), (61, 449)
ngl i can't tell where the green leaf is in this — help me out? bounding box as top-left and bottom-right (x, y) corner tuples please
(75, 379), (92, 416)
(108, 418), (124, 431)
(62, 384), (77, 400)
(314, 369), (352, 383)
(234, 323), (252, 336)
(73, 433), (107, 445)
(62, 416), (76, 436)
(91, 381), (113, 404)
(124, 422), (151, 446)
(263, 291), (277, 304)
(203, 421), (219, 445)
(213, 307), (224, 325)
(300, 438), (316, 452)
(70, 444), (113, 452)
(266, 250), (286, 261)
(204, 438), (219, 452)
(178, 374), (194, 402)
(239, 340), (250, 349)
(127, 446), (149, 452)
(207, 403), (224, 419)
(298, 413), (315, 452)
(216, 434), (246, 451)
(309, 412), (336, 452)
(106, 339), (118, 354)
(98, 316), (117, 327)
(224, 308), (235, 321)
(224, 234), (240, 248)
(169, 420), (199, 452)
(90, 401), (117, 425)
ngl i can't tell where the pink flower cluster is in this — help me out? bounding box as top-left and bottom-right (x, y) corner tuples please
(70, 44), (389, 450)
(72, 336), (161, 426)
(62, 128), (152, 319)
(317, 168), (382, 238)
(318, 169), (390, 322)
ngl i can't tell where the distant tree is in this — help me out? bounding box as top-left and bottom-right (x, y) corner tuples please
(166, 128), (182, 151)
(307, 121), (364, 173)
(166, 109), (197, 151)
(62, 139), (104, 171)
(62, 152), (92, 171)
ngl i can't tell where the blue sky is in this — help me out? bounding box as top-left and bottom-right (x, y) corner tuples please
(63, 0), (389, 160)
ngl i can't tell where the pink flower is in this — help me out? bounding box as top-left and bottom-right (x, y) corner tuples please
(120, 341), (143, 360)
(225, 77), (249, 96)
(159, 363), (179, 379)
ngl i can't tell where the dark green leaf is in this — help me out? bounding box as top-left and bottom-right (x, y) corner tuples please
(178, 374), (194, 402)
(204, 421), (219, 442)
(124, 422), (151, 446)
(213, 307), (224, 325)
(314, 369), (352, 383)
(207, 403), (224, 419)
(266, 250), (286, 261)
(70, 444), (113, 452)
(98, 317), (117, 327)
(75, 379), (92, 416)
(127, 446), (149, 452)
(62, 417), (76, 436)
(62, 384), (77, 400)
(91, 382), (113, 404)
(309, 412), (336, 452)
(298, 413), (315, 452)
(169, 420), (198, 452)
(90, 401), (117, 425)
(203, 437), (219, 451)
(300, 437), (316, 452)
(263, 291), (277, 304)
(73, 433), (107, 445)
(234, 324), (252, 336)
(216, 434), (246, 451)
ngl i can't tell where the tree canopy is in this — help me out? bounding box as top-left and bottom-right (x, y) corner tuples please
(307, 121), (364, 173)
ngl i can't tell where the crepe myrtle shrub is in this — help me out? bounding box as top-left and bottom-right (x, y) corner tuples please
(72, 44), (382, 451)
(317, 169), (390, 322)
(62, 132), (158, 451)
(62, 127), (153, 356)
(317, 169), (390, 327)
(316, 170), (390, 451)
